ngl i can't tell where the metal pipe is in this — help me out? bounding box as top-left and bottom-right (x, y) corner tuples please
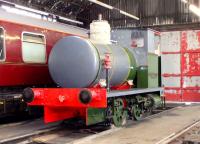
(106, 69), (110, 92)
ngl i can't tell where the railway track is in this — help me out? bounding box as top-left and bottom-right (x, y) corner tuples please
(0, 120), (111, 144)
(161, 120), (200, 144)
(0, 106), (175, 144)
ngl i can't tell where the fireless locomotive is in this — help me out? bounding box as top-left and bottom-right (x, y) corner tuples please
(22, 15), (163, 126)
(0, 5), (87, 116)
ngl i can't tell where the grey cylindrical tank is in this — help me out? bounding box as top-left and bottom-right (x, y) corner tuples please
(48, 36), (137, 88)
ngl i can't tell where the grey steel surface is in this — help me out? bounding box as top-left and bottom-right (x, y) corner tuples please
(107, 44), (132, 86)
(111, 29), (159, 66)
(49, 36), (135, 88)
(108, 87), (163, 97)
(93, 43), (132, 87)
(111, 29), (147, 66)
(49, 36), (100, 88)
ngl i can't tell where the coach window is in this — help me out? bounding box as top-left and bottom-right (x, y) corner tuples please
(22, 32), (46, 63)
(0, 28), (5, 60)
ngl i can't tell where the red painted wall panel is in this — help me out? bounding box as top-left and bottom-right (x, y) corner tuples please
(182, 53), (200, 76)
(164, 89), (182, 101)
(182, 90), (200, 102)
(161, 30), (200, 102)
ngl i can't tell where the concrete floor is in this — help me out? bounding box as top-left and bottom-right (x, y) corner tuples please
(78, 105), (200, 144)
(1, 105), (200, 144)
(0, 118), (60, 143)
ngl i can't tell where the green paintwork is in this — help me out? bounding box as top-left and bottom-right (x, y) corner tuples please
(137, 53), (159, 88)
(86, 94), (162, 126)
(132, 104), (143, 120)
(148, 94), (162, 108)
(137, 66), (148, 88)
(87, 108), (106, 125)
(125, 48), (137, 81)
(148, 53), (159, 88)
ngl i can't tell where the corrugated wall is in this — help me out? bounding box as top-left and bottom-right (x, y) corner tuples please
(3, 0), (200, 29)
(78, 0), (200, 29)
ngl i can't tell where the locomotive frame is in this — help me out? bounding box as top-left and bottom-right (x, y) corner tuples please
(23, 87), (163, 126)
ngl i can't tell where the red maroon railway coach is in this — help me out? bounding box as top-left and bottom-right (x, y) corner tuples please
(0, 7), (88, 116)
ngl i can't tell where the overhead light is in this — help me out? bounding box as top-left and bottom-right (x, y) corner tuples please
(59, 16), (83, 25)
(180, 0), (200, 17)
(181, 0), (188, 4)
(88, 0), (113, 10)
(1, 5), (42, 19)
(88, 0), (139, 20)
(120, 10), (139, 20)
(189, 4), (200, 17)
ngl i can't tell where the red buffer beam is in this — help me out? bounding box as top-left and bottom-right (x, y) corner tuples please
(22, 88), (107, 123)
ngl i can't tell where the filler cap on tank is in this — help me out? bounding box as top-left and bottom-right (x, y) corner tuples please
(90, 14), (111, 44)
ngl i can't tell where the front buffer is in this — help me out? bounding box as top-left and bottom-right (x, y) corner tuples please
(22, 88), (107, 125)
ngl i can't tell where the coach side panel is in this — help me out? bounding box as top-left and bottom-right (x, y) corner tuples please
(0, 20), (72, 86)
